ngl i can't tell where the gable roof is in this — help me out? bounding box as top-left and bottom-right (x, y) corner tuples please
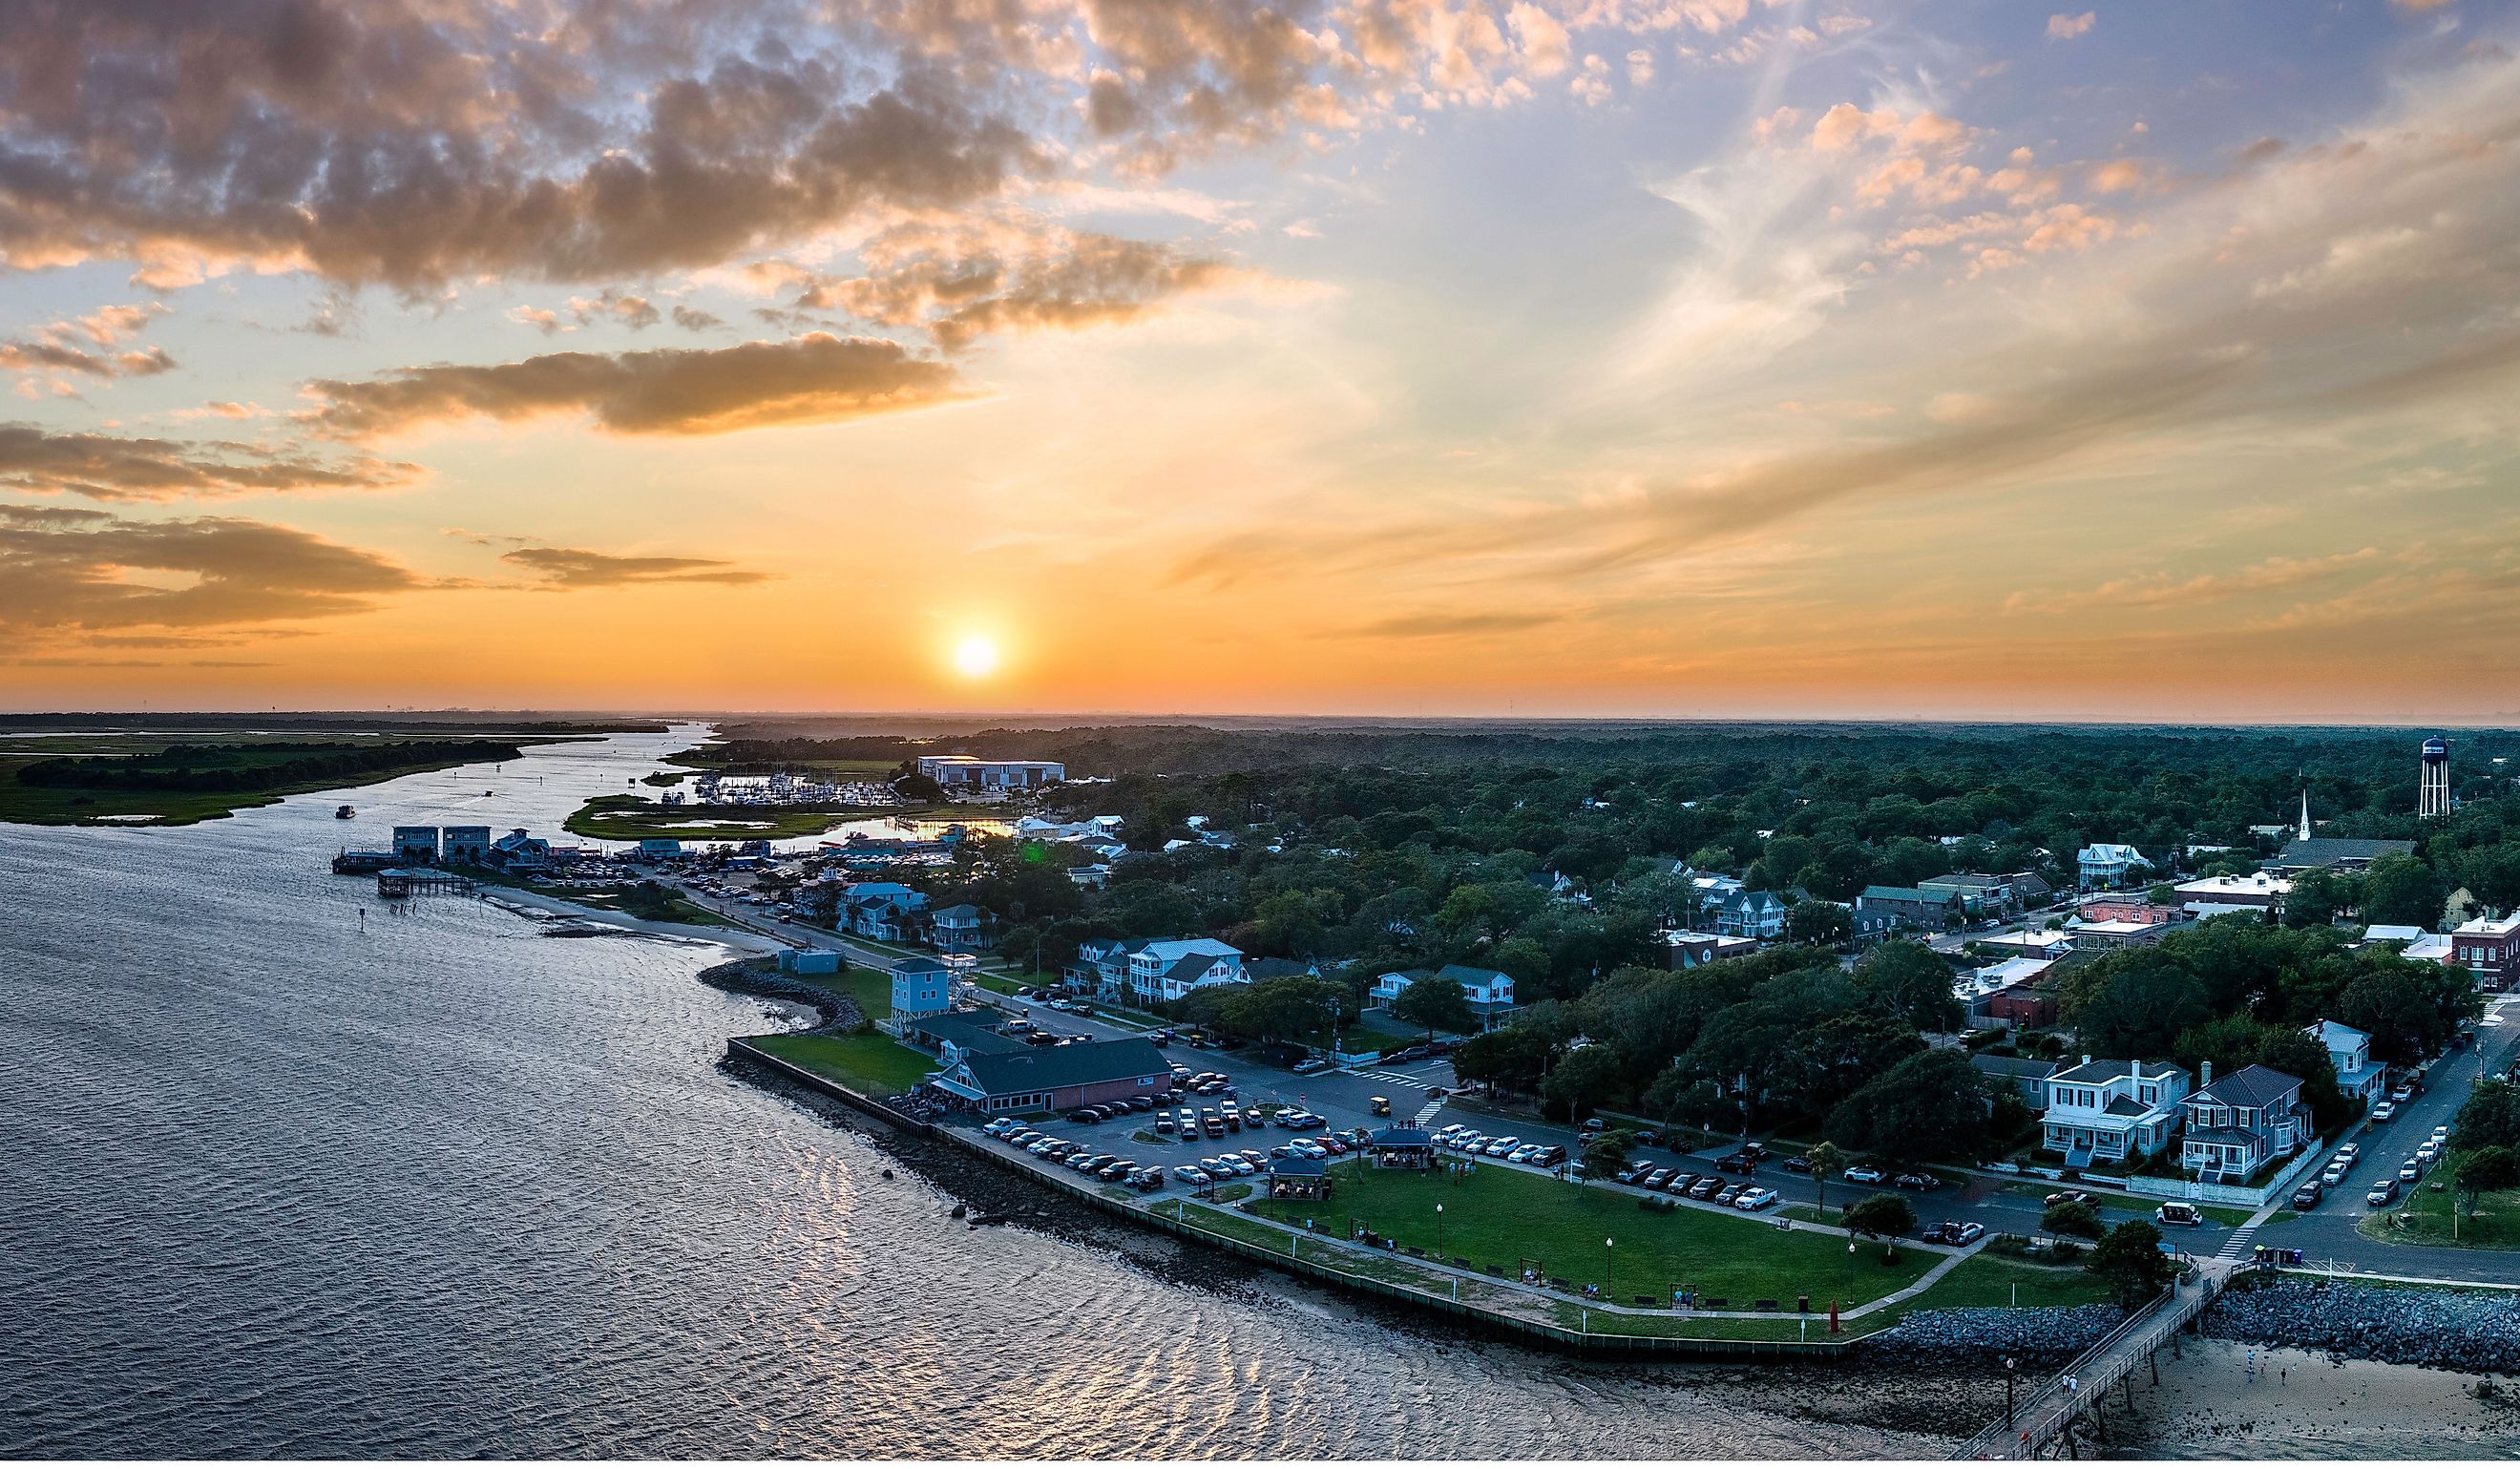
(1372, 1126), (1434, 1146)
(958, 1037), (1167, 1094)
(1971, 1054), (2060, 1081)
(1861, 884), (1961, 905)
(2275, 836), (2416, 869)
(2189, 1063), (2302, 1109)
(2051, 1058), (2185, 1085)
(1434, 962), (1511, 988)
(1269, 1153), (1328, 1176)
(2306, 1018), (2369, 1053)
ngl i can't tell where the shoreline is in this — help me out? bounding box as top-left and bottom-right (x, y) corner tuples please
(477, 884), (786, 954)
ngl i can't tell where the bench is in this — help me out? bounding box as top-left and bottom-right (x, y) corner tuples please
(1705, 1297), (1729, 1310)
(1754, 1298), (1779, 1312)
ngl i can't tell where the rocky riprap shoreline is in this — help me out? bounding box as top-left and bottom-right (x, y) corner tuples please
(1855, 1305), (2124, 1366)
(2208, 1277), (2520, 1375)
(699, 957), (868, 1033)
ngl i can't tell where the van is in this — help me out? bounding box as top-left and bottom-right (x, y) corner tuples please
(2154, 1202), (2202, 1227)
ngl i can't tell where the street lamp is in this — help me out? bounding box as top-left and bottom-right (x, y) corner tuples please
(1605, 1235), (1615, 1295)
(1436, 1202), (1445, 1256)
(2004, 1354), (2018, 1429)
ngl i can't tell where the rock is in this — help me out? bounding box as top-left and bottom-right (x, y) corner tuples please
(2207, 1279), (2520, 1375)
(1855, 1305), (2123, 1366)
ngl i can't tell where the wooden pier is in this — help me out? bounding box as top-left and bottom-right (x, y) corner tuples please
(376, 869), (475, 898)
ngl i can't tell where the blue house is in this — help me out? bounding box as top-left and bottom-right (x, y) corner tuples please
(891, 955), (953, 1018)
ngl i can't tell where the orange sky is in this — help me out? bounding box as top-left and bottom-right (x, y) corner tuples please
(4, 2), (2518, 721)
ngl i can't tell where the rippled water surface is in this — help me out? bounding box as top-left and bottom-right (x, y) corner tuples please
(0, 728), (2000, 1457)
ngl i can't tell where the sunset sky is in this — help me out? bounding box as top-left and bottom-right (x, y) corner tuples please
(3, 0), (2517, 721)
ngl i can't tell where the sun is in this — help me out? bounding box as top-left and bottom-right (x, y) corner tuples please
(952, 635), (1000, 679)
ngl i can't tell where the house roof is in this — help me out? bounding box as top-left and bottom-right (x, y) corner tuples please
(1861, 885), (1960, 905)
(1971, 1054), (2060, 1081)
(2184, 1127), (2266, 1148)
(1434, 962), (1511, 988)
(2190, 1063), (2302, 1109)
(931, 903), (983, 921)
(2103, 1096), (2153, 1118)
(1270, 1154), (1328, 1177)
(1166, 951), (1230, 981)
(957, 1037), (1167, 1095)
(1135, 937), (1242, 964)
(2306, 1018), (2369, 1053)
(892, 955), (953, 976)
(2052, 1058), (2185, 1085)
(1372, 1127), (1434, 1146)
(2079, 844), (2146, 863)
(1245, 957), (1315, 981)
(2274, 836), (2417, 869)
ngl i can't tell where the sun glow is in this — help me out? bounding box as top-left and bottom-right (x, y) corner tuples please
(953, 635), (1000, 679)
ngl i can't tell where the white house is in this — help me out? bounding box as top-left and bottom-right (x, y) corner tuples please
(2178, 1062), (2308, 1183)
(1371, 963), (1516, 1012)
(2041, 1057), (2190, 1165)
(2076, 844), (2149, 890)
(2305, 1018), (2387, 1104)
(1713, 889), (1787, 938)
(1126, 938), (1246, 1004)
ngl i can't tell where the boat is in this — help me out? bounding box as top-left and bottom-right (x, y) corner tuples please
(335, 805), (355, 819)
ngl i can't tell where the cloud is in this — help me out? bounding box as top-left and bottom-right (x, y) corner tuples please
(669, 304), (725, 332)
(501, 546), (775, 587)
(0, 505), (425, 632)
(1346, 609), (1564, 639)
(0, 302), (177, 385)
(2006, 549), (2389, 616)
(300, 333), (966, 439)
(0, 424), (420, 500)
(2046, 12), (2096, 41)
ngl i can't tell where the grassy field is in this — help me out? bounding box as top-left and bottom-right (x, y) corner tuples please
(1881, 1256), (2110, 1314)
(1246, 1160), (1937, 1308)
(0, 733), (572, 827)
(752, 1031), (940, 1095)
(2356, 1182), (2520, 1250)
(562, 793), (885, 840)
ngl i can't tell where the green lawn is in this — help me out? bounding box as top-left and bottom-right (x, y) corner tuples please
(563, 793), (885, 840)
(0, 736), (574, 828)
(752, 1031), (939, 1095)
(1246, 1161), (1936, 1307)
(1880, 1256), (2111, 1315)
(783, 965), (898, 1020)
(2356, 1183), (2520, 1250)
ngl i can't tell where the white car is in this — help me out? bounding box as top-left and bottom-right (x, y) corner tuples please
(1733, 1187), (1779, 1210)
(1844, 1165), (1887, 1186)
(1483, 1136), (1522, 1158)
(2371, 1101), (2398, 1123)
(1174, 1165), (1211, 1186)
(1508, 1144), (1543, 1165)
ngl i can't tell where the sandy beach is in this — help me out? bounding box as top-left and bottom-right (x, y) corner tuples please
(2110, 1339), (2520, 1459)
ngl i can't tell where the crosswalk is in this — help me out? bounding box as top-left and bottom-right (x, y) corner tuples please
(2217, 1224), (2259, 1260)
(1356, 1069), (1440, 1089)
(1413, 1097), (1447, 1126)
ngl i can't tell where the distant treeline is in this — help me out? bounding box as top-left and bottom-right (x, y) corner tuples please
(0, 714), (664, 734)
(15, 740), (526, 792)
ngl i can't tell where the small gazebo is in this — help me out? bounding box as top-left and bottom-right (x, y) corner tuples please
(1370, 1126), (1435, 1169)
(1269, 1153), (1330, 1201)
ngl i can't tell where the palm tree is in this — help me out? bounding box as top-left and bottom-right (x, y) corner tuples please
(1807, 1142), (1847, 1220)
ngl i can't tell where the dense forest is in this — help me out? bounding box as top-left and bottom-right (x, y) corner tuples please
(14, 739), (529, 792)
(752, 721), (2514, 1168)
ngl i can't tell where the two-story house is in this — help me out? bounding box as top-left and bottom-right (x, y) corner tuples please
(2304, 1018), (2385, 1104)
(1370, 963), (1517, 1030)
(2076, 844), (2149, 890)
(1126, 938), (1246, 1004)
(1064, 935), (1146, 997)
(1856, 884), (1965, 931)
(2041, 1057), (2190, 1165)
(2178, 1062), (2308, 1183)
(1713, 889), (1787, 939)
(928, 903), (989, 952)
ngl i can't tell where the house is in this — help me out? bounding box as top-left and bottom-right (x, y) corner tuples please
(1971, 1053), (2060, 1104)
(929, 1036), (1169, 1113)
(1662, 930), (1760, 969)
(391, 826), (440, 863)
(487, 828), (553, 871)
(1527, 870), (1588, 905)
(635, 837), (682, 861)
(929, 903), (988, 952)
(1065, 935), (1147, 997)
(441, 826), (493, 865)
(1976, 929), (2074, 961)
(2450, 913), (2520, 992)
(2174, 872), (2290, 919)
(2079, 895), (2180, 926)
(914, 756), (1066, 790)
(845, 885), (929, 942)
(2267, 835), (2417, 875)
(2041, 1058), (2191, 1165)
(1857, 884), (1965, 930)
(1980, 983), (2060, 1030)
(2070, 918), (2167, 953)
(890, 955), (954, 1018)
(1713, 889), (1788, 938)
(2178, 1062), (2308, 1183)
(2077, 844), (2149, 889)
(1369, 964), (1516, 1028)
(1921, 871), (2051, 913)
(1126, 938), (1246, 1004)
(2305, 1018), (2386, 1104)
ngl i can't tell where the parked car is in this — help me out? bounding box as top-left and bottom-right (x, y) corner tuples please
(1713, 1182), (1745, 1206)
(1532, 1144), (1567, 1167)
(2390, 1082), (2416, 1104)
(2366, 1179), (2399, 1207)
(1779, 1156), (1814, 1174)
(1947, 1221), (1986, 1245)
(2398, 1159), (2424, 1183)
(1291, 1058), (1332, 1076)
(1734, 1187), (1780, 1211)
(2336, 1143), (2360, 1163)
(1173, 1165), (1211, 1186)
(1664, 1172), (1698, 1194)
(2291, 1182), (2324, 1209)
(1508, 1144), (1543, 1165)
(1845, 1165), (1888, 1186)
(1483, 1137), (1521, 1158)
(1688, 1177), (1722, 1199)
(2046, 1189), (2096, 1207)
(2371, 1101), (2398, 1123)
(1892, 1173), (1941, 1191)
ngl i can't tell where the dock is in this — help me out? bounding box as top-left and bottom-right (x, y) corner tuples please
(376, 868), (475, 898)
(1950, 1256), (2248, 1459)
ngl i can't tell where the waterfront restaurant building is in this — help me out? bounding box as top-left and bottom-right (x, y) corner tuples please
(914, 756), (1067, 790)
(930, 1036), (1169, 1114)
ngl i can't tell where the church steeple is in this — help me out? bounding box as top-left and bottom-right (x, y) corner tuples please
(2299, 790), (2312, 843)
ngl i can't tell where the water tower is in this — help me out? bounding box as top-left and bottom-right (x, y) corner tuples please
(2420, 737), (2452, 819)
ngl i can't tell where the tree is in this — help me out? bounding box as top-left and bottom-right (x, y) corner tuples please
(1787, 899), (1853, 946)
(1541, 1043), (1627, 1123)
(2359, 853), (2446, 930)
(1453, 1021), (1559, 1097)
(2041, 1198), (2104, 1239)
(1217, 975), (1344, 1044)
(1806, 1141), (1846, 1218)
(1582, 1126), (1638, 1178)
(1855, 940), (1964, 1032)
(1391, 972), (1477, 1039)
(2147, 882), (2177, 907)
(1842, 1194), (1917, 1261)
(2453, 1145), (2520, 1230)
(1824, 1049), (1997, 1165)
(2284, 866), (2351, 929)
(2084, 1220), (2176, 1309)
(2453, 1079), (2520, 1153)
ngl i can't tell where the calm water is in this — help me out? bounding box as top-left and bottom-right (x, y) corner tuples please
(1, 727), (1943, 1458)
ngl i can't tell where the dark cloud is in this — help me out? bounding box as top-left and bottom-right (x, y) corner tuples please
(502, 546), (774, 586)
(669, 304), (724, 332)
(301, 332), (965, 438)
(0, 505), (425, 631)
(0, 424), (421, 500)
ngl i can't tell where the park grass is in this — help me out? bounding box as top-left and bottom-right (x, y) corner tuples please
(752, 1031), (939, 1096)
(1246, 1160), (1936, 1308)
(1879, 1256), (2111, 1316)
(562, 793), (886, 841)
(2355, 1182), (2520, 1250)
(783, 965), (898, 1020)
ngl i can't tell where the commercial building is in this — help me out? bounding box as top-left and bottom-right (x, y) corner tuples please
(2266, 836), (2417, 875)
(441, 826), (492, 865)
(914, 756), (1067, 791)
(1920, 871), (2052, 913)
(2079, 895), (2179, 925)
(391, 826), (440, 863)
(2450, 913), (2520, 992)
(2174, 872), (2290, 919)
(1662, 930), (1761, 969)
(1856, 884), (1966, 930)
(930, 1036), (1169, 1113)
(2070, 918), (2167, 953)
